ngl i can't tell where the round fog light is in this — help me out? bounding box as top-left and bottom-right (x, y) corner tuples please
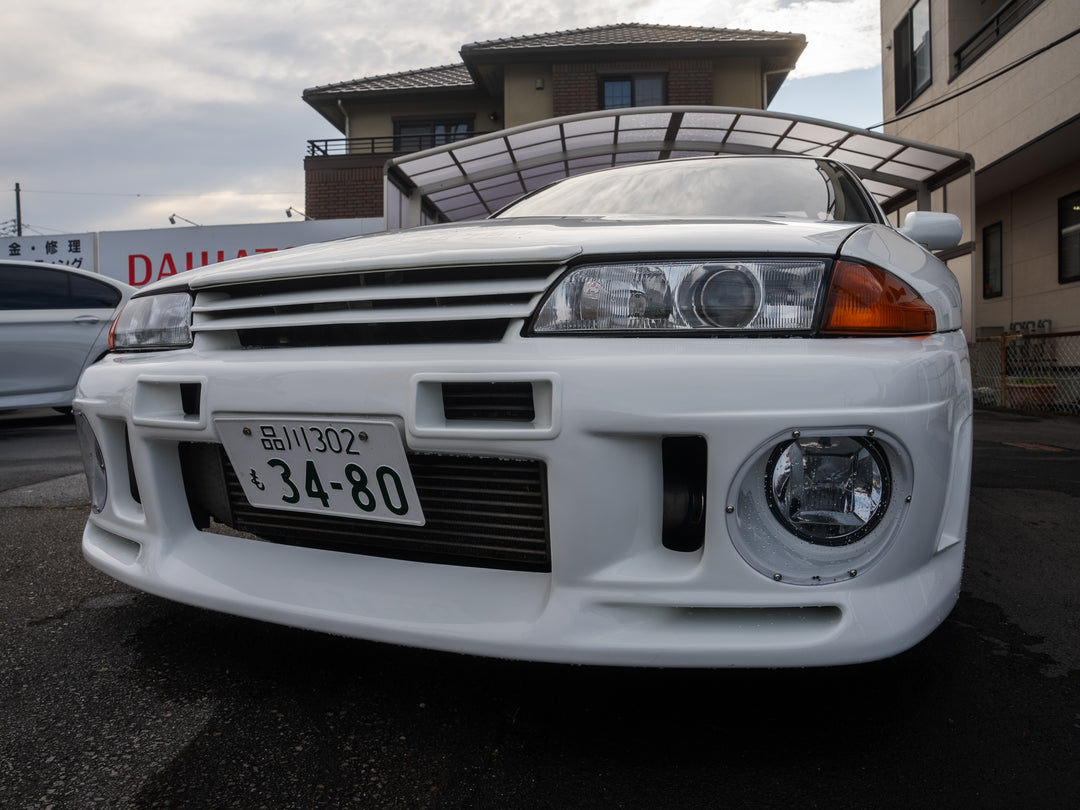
(766, 436), (890, 546)
(74, 411), (108, 513)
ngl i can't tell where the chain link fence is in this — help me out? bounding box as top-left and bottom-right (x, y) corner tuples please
(971, 331), (1080, 415)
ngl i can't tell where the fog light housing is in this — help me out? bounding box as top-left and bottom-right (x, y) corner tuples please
(766, 436), (890, 546)
(75, 411), (108, 513)
(728, 430), (909, 585)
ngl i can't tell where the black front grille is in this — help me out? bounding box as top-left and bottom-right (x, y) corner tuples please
(238, 319), (508, 348)
(180, 443), (550, 572)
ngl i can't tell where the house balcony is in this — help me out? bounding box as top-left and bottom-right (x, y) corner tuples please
(306, 133), (485, 157)
(953, 0), (1046, 76)
(304, 133), (487, 221)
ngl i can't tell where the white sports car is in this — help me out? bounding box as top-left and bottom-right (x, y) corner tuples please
(76, 155), (972, 667)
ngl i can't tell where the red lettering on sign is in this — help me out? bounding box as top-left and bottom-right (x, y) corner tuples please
(126, 248), (283, 286)
(128, 255), (152, 286)
(158, 253), (178, 280)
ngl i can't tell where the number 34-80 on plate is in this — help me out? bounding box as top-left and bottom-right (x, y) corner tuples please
(215, 418), (425, 526)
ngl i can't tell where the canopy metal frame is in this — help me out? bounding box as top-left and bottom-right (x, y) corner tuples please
(384, 106), (974, 229)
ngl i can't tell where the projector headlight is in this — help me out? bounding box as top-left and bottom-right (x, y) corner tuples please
(531, 260), (826, 333)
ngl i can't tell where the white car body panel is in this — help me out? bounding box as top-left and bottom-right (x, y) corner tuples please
(75, 157), (972, 667)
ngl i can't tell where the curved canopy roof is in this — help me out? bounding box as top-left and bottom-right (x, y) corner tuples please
(385, 107), (973, 229)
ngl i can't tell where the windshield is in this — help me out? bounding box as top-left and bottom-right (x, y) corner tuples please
(496, 157), (880, 223)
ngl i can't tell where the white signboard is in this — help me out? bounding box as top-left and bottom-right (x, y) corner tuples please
(2, 233), (94, 268)
(1, 219), (383, 287)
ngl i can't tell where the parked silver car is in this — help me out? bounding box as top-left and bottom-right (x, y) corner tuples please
(1, 260), (131, 411)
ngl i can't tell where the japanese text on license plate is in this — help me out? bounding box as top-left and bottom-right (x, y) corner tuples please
(215, 418), (425, 526)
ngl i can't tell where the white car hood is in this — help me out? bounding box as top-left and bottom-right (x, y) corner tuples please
(152, 218), (866, 291)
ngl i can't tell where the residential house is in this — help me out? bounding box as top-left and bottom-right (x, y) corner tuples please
(301, 23), (806, 220)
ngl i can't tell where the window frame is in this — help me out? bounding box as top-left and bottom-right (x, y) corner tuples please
(982, 221), (1003, 298)
(392, 116), (474, 153)
(1059, 190), (1080, 285)
(599, 74), (667, 110)
(893, 0), (932, 112)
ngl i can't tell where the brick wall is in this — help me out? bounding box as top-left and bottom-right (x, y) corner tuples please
(666, 60), (715, 105)
(552, 59), (715, 116)
(304, 154), (392, 219)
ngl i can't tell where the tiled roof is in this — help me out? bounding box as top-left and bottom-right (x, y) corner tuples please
(461, 22), (803, 53)
(305, 23), (806, 99)
(304, 64), (473, 97)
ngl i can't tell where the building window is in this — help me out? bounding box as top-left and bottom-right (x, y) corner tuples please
(393, 118), (472, 152)
(952, 0), (1047, 76)
(601, 75), (665, 109)
(983, 222), (1003, 298)
(894, 0), (932, 111)
(1060, 190), (1080, 284)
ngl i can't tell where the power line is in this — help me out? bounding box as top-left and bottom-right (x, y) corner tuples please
(16, 189), (303, 198)
(871, 26), (1080, 130)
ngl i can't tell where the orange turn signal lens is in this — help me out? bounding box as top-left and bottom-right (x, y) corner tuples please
(820, 261), (936, 335)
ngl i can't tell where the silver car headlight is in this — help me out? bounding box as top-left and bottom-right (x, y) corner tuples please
(110, 292), (193, 351)
(531, 260), (827, 333)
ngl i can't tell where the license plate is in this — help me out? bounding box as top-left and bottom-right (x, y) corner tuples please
(216, 417), (425, 526)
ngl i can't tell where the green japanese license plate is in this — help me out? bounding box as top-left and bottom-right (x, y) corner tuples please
(216, 417), (425, 525)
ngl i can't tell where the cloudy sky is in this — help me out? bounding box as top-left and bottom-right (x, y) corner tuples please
(1, 0), (883, 236)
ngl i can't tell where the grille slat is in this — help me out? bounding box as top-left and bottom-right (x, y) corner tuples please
(193, 276), (551, 314)
(184, 444), (550, 572)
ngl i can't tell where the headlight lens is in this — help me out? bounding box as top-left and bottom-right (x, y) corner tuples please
(110, 292), (193, 351)
(765, 436), (890, 546)
(532, 260), (826, 333)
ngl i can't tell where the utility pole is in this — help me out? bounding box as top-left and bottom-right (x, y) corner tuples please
(15, 182), (22, 237)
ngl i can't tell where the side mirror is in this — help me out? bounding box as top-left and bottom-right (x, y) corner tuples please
(900, 211), (963, 251)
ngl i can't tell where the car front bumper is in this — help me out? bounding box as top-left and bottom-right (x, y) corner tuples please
(76, 331), (972, 667)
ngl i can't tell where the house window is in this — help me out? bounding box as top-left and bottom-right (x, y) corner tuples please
(1060, 190), (1080, 284)
(393, 119), (472, 152)
(983, 222), (1003, 298)
(601, 75), (665, 109)
(894, 0), (932, 111)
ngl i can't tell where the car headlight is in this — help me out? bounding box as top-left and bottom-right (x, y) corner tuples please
(531, 260), (827, 333)
(110, 292), (193, 351)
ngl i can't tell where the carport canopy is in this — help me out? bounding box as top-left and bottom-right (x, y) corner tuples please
(385, 106), (973, 229)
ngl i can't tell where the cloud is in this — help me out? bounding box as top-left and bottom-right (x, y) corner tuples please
(636, 0), (881, 78)
(1, 0), (881, 232)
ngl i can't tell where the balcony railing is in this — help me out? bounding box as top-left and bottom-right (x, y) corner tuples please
(953, 0), (1044, 75)
(307, 132), (483, 158)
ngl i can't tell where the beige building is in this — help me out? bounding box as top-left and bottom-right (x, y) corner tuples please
(880, 0), (1080, 336)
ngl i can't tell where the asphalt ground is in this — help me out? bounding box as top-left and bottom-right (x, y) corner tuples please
(0, 408), (1077, 809)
